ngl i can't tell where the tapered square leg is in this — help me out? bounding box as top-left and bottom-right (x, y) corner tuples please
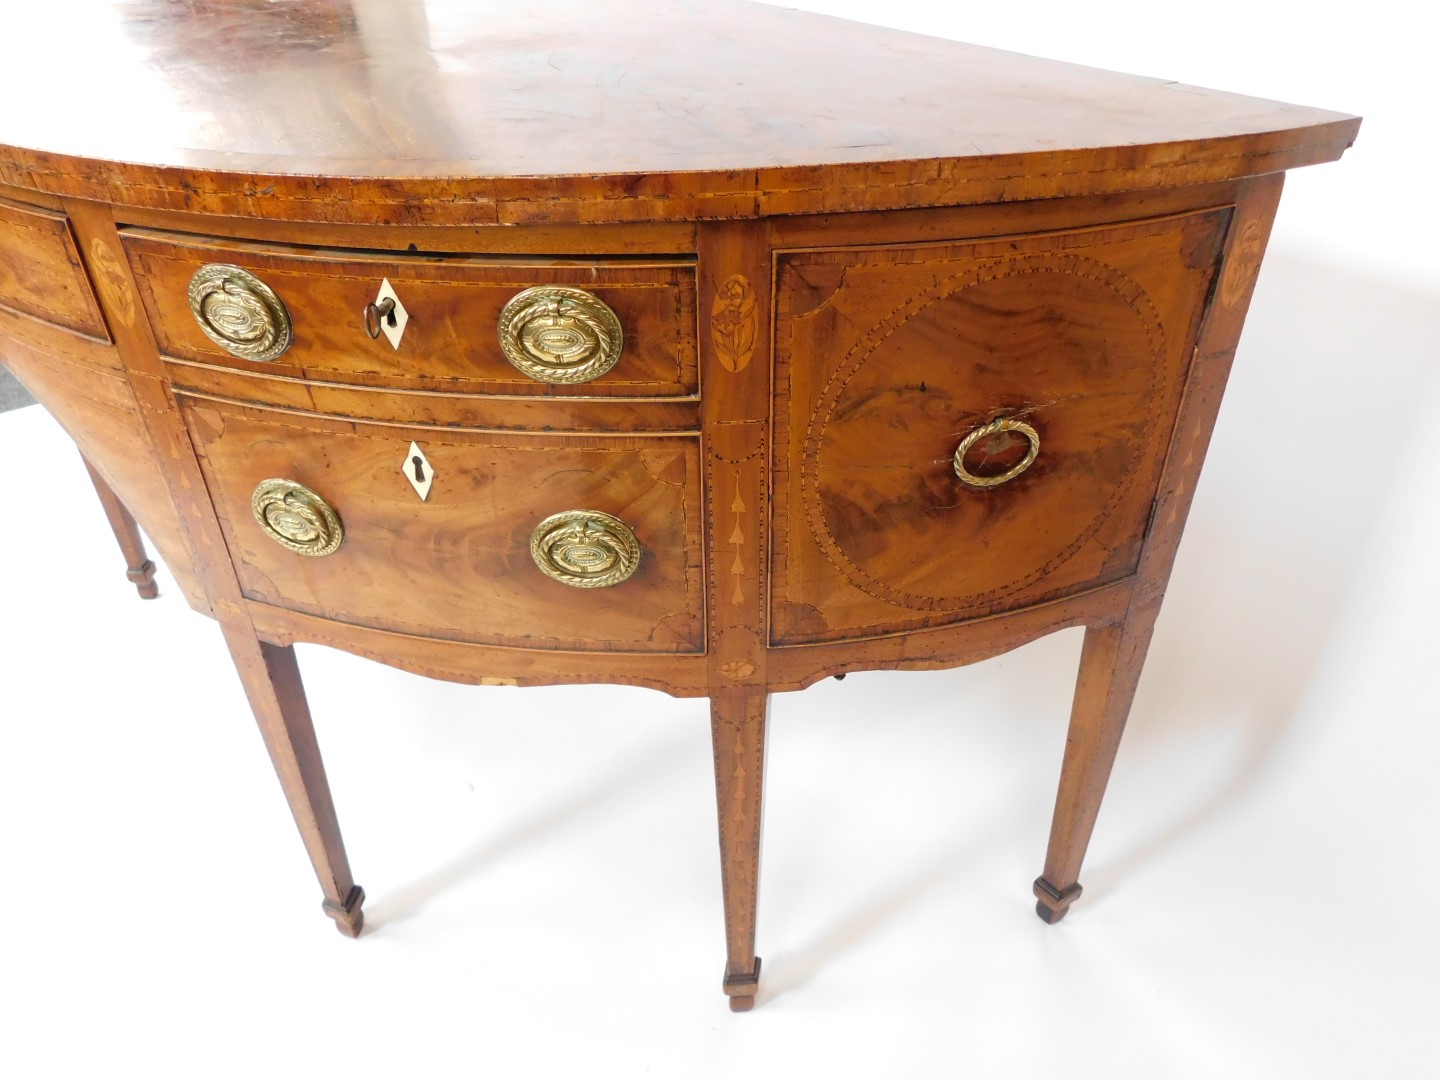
(227, 634), (365, 937)
(1035, 608), (1160, 924)
(710, 690), (768, 1011)
(80, 453), (158, 599)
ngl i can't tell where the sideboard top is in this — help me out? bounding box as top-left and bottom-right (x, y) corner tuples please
(0, 0), (1358, 225)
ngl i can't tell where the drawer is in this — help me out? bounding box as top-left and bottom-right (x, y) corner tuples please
(124, 229), (698, 398)
(182, 398), (705, 653)
(770, 208), (1232, 644)
(0, 197), (109, 339)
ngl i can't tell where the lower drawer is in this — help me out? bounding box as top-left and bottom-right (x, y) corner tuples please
(181, 397), (705, 653)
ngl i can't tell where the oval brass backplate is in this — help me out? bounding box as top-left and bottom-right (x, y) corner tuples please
(252, 478), (344, 556)
(188, 264), (294, 362)
(497, 286), (624, 384)
(530, 509), (640, 588)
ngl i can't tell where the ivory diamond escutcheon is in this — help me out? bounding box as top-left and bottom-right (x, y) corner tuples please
(401, 440), (433, 501)
(374, 277), (408, 349)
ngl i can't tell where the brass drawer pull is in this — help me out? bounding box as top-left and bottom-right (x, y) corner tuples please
(187, 264), (293, 362)
(498, 286), (624, 384)
(252, 479), (344, 556)
(953, 417), (1040, 488)
(530, 509), (640, 588)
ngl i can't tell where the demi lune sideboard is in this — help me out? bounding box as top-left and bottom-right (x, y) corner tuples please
(0, 0), (1357, 1010)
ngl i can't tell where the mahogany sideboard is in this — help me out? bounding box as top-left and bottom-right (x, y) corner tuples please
(0, 0), (1357, 1010)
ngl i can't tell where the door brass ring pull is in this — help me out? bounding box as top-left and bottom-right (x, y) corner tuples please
(952, 417), (1041, 488)
(497, 286), (624, 384)
(530, 509), (641, 588)
(252, 479), (344, 557)
(188, 264), (293, 362)
(363, 296), (396, 339)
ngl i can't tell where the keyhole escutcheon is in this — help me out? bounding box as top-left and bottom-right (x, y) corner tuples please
(402, 440), (434, 501)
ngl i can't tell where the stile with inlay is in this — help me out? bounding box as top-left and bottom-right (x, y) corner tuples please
(0, 0), (1357, 1011)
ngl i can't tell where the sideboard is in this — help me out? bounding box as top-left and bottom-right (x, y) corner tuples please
(0, 0), (1358, 1010)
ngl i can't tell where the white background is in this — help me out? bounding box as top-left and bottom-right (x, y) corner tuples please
(2, 2), (1436, 1077)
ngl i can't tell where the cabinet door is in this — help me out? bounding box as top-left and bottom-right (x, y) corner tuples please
(771, 208), (1230, 645)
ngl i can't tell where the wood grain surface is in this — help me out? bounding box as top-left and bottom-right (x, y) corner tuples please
(0, 1), (1357, 224)
(0, 307), (209, 612)
(0, 2), (1360, 1009)
(183, 397), (706, 653)
(771, 208), (1227, 643)
(124, 230), (699, 397)
(0, 197), (109, 339)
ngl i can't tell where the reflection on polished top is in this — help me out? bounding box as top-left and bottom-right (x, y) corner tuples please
(0, 0), (1358, 224)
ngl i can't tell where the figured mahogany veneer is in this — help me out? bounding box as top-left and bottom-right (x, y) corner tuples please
(0, 196), (109, 339)
(183, 397), (706, 653)
(772, 209), (1229, 643)
(125, 230), (700, 398)
(0, 0), (1357, 1013)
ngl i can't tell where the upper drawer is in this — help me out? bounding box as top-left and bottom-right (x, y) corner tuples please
(121, 229), (698, 398)
(0, 197), (108, 339)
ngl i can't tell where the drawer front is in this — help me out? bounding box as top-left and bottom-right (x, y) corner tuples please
(183, 399), (705, 652)
(124, 230), (698, 398)
(771, 208), (1231, 645)
(0, 197), (108, 339)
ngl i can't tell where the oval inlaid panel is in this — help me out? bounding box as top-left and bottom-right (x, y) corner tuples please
(802, 253), (1166, 612)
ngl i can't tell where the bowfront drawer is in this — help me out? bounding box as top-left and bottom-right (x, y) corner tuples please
(770, 208), (1232, 644)
(0, 197), (109, 339)
(123, 229), (698, 398)
(181, 398), (705, 653)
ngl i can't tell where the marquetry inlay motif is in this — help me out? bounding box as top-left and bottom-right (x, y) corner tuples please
(88, 237), (135, 328)
(711, 274), (757, 373)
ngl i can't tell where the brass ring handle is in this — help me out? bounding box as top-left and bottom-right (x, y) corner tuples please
(363, 296), (396, 339)
(251, 479), (344, 557)
(530, 509), (641, 588)
(188, 264), (293, 362)
(952, 417), (1041, 488)
(497, 286), (624, 384)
